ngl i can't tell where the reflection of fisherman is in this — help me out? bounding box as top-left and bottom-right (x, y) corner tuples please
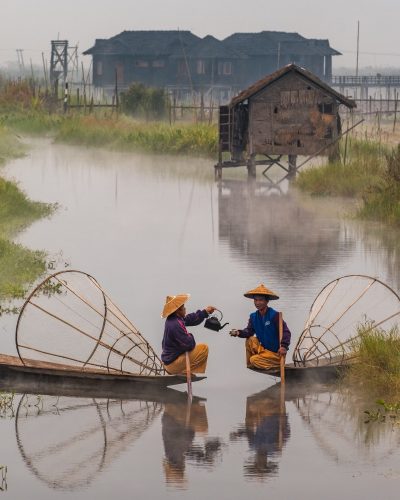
(161, 294), (216, 374)
(230, 284), (291, 370)
(230, 392), (290, 478)
(162, 401), (221, 486)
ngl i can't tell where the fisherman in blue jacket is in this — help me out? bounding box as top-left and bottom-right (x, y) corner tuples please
(230, 284), (291, 370)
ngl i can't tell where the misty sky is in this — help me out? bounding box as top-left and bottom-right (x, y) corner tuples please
(2, 0), (399, 70)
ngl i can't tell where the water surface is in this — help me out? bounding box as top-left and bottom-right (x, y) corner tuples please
(1, 139), (400, 498)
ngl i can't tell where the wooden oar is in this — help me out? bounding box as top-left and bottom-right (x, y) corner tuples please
(278, 312), (286, 385)
(185, 351), (193, 403)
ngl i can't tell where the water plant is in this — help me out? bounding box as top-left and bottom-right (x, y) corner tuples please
(0, 465), (7, 492)
(0, 391), (15, 418)
(364, 399), (400, 424)
(344, 322), (400, 396)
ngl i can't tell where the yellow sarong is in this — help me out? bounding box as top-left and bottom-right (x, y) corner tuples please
(164, 344), (208, 374)
(246, 336), (281, 370)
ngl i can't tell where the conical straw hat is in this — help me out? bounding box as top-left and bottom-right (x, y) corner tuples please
(244, 284), (279, 300)
(161, 294), (191, 318)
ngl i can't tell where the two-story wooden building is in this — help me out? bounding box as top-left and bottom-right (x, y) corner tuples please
(83, 30), (340, 99)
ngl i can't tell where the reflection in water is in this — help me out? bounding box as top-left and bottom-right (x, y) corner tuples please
(230, 388), (290, 480)
(15, 394), (162, 491)
(293, 386), (400, 465)
(162, 400), (222, 488)
(218, 179), (352, 279)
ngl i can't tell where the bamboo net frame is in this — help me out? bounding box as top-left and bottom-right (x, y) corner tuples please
(293, 275), (400, 367)
(15, 270), (165, 376)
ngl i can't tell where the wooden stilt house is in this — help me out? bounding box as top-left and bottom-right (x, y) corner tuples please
(217, 64), (356, 179)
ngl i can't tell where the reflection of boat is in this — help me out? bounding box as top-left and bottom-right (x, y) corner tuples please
(15, 392), (167, 491)
(1, 270), (205, 389)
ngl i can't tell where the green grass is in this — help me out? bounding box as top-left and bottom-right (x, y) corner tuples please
(1, 110), (218, 157)
(0, 176), (53, 237)
(296, 139), (400, 226)
(57, 115), (218, 157)
(344, 323), (400, 397)
(0, 125), (54, 303)
(296, 139), (387, 197)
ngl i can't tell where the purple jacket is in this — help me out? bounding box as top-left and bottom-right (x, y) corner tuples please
(161, 310), (209, 365)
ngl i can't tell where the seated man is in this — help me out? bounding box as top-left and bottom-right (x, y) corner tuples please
(230, 284), (291, 370)
(161, 294), (215, 374)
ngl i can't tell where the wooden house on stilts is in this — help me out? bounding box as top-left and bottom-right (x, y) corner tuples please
(216, 64), (356, 180)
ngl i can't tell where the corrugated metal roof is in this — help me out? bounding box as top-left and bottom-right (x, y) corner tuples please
(230, 64), (356, 108)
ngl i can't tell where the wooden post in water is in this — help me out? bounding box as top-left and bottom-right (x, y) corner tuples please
(393, 91), (398, 133)
(185, 351), (193, 402)
(279, 312), (285, 385)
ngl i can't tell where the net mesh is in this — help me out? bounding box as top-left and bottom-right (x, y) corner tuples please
(293, 275), (400, 367)
(15, 270), (165, 376)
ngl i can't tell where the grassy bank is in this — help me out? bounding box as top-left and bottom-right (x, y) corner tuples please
(296, 138), (400, 225)
(1, 110), (218, 158)
(343, 323), (400, 397)
(0, 126), (53, 303)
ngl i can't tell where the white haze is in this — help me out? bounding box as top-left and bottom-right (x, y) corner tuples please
(1, 0), (400, 71)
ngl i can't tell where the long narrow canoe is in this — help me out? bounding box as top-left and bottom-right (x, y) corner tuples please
(248, 358), (349, 382)
(0, 353), (205, 398)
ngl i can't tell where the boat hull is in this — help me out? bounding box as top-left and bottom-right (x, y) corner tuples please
(0, 354), (205, 399)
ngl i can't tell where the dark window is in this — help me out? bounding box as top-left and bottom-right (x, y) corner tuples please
(318, 103), (334, 114)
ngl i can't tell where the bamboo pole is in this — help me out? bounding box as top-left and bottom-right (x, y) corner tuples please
(185, 351), (193, 402)
(279, 312), (285, 385)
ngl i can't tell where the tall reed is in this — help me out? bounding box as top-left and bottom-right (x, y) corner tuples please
(343, 323), (400, 397)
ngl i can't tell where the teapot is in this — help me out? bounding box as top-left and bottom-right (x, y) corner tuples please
(204, 309), (229, 332)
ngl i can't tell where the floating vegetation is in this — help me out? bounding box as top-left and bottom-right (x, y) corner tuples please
(364, 399), (400, 425)
(0, 465), (7, 492)
(0, 392), (15, 419)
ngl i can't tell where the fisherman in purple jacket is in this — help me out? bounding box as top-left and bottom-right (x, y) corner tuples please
(161, 294), (216, 374)
(229, 284), (291, 370)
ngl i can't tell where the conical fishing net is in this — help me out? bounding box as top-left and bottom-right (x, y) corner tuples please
(293, 275), (400, 367)
(15, 270), (165, 376)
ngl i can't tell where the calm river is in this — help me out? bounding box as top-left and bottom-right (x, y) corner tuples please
(1, 139), (400, 499)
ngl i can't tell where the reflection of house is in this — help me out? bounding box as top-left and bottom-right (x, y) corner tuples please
(217, 179), (352, 279)
(83, 30), (340, 97)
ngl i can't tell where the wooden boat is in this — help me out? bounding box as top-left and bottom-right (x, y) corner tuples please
(2, 270), (208, 393)
(0, 353), (205, 398)
(248, 358), (348, 383)
(249, 275), (400, 382)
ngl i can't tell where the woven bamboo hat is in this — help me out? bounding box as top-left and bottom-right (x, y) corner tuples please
(244, 283), (279, 300)
(161, 294), (191, 318)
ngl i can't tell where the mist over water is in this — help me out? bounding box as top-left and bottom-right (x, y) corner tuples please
(1, 138), (400, 499)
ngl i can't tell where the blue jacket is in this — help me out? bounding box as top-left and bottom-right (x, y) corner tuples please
(239, 307), (291, 353)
